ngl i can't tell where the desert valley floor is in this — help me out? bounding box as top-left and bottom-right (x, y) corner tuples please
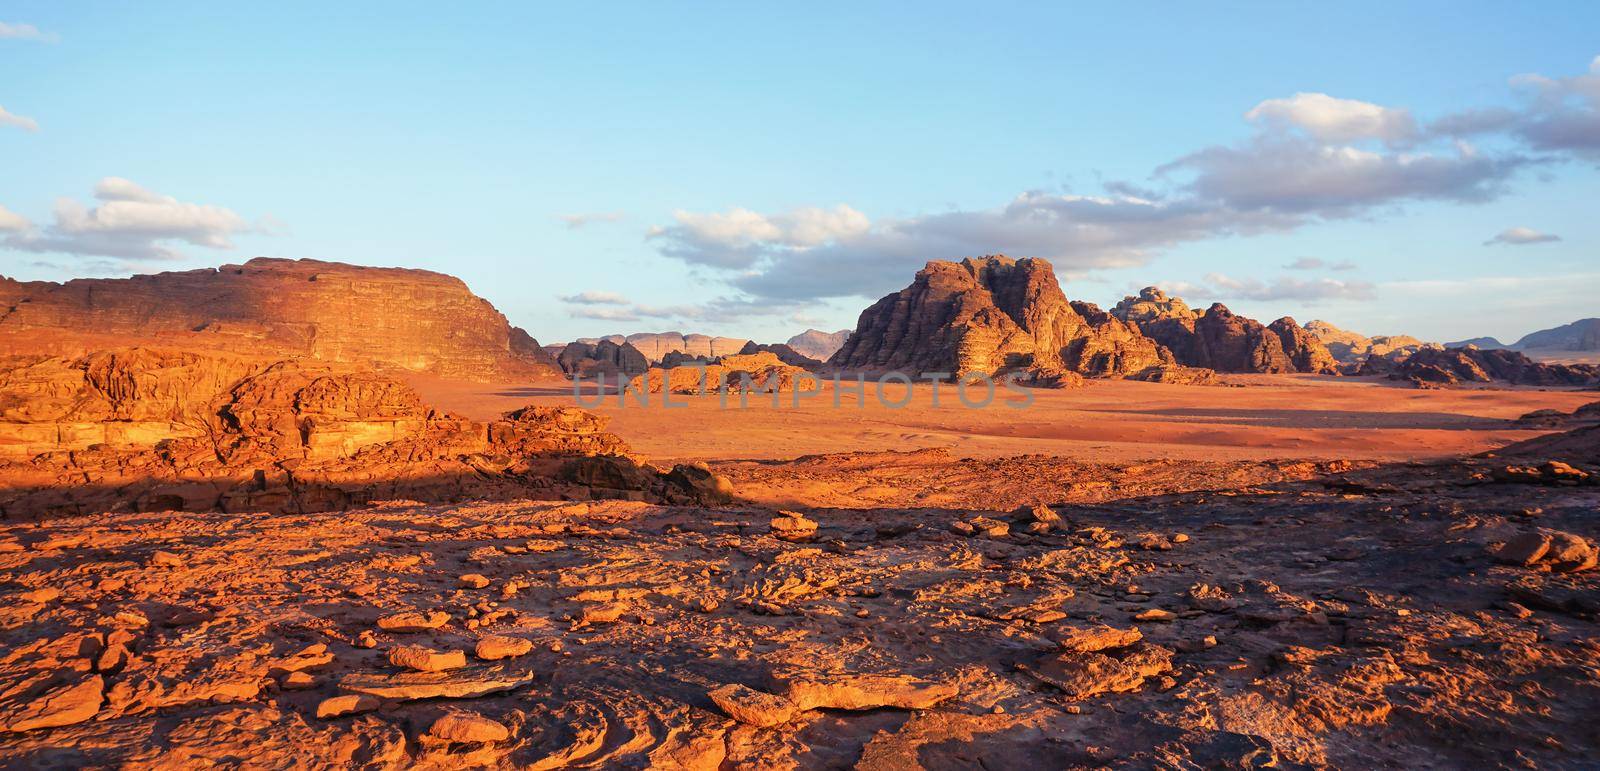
(3, 369), (1598, 769)
(415, 373), (1599, 464)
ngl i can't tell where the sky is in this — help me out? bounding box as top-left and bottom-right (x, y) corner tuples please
(1, 2), (1597, 346)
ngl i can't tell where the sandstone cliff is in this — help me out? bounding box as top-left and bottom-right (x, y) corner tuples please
(1304, 320), (1430, 365)
(828, 256), (1170, 380)
(577, 332), (750, 364)
(0, 258), (558, 381)
(0, 348), (729, 517)
(557, 340), (650, 379)
(1268, 317), (1340, 375)
(1112, 288), (1337, 374)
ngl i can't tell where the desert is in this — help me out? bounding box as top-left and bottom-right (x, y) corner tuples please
(4, 6), (1600, 769)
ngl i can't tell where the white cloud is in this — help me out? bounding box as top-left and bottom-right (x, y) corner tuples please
(646, 204), (870, 268)
(1198, 273), (1377, 302)
(557, 211), (626, 229)
(1160, 136), (1526, 214)
(570, 306), (642, 322)
(0, 105), (38, 132)
(1484, 226), (1561, 246)
(1, 178), (262, 261)
(1246, 92), (1418, 145)
(0, 204), (31, 232)
(0, 22), (56, 41)
(560, 290), (631, 305)
(1284, 257), (1324, 270)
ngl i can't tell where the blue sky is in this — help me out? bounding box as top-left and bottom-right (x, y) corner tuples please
(1, 2), (1597, 345)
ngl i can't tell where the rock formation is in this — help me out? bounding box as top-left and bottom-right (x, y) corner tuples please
(828, 256), (1170, 380)
(0, 347), (726, 517)
(1304, 320), (1431, 365)
(1361, 346), (1599, 388)
(1443, 336), (1506, 350)
(578, 332), (749, 364)
(1110, 287), (1196, 325)
(1268, 317), (1340, 375)
(0, 258), (558, 381)
(785, 329), (851, 361)
(557, 340), (649, 379)
(1113, 289), (1335, 374)
(628, 352), (809, 395)
(736, 341), (823, 370)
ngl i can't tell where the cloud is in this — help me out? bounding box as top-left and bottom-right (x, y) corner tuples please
(1245, 92), (1418, 145)
(1284, 257), (1359, 272)
(1433, 54), (1600, 161)
(560, 290), (631, 305)
(1196, 273), (1378, 303)
(0, 21), (56, 41)
(1159, 136), (1528, 214)
(1, 178), (262, 261)
(644, 56), (1590, 303)
(557, 211), (626, 229)
(0, 204), (30, 232)
(569, 306), (642, 323)
(646, 204), (870, 268)
(1484, 226), (1561, 246)
(0, 105), (38, 132)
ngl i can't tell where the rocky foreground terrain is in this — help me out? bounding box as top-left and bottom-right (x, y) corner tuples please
(1, 412), (1596, 767)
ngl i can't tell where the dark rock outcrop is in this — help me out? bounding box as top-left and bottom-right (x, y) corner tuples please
(557, 340), (650, 379)
(0, 258), (558, 381)
(828, 256), (1170, 380)
(1364, 347), (1599, 388)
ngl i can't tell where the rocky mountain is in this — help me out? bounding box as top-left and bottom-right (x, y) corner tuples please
(1513, 318), (1600, 352)
(1359, 346), (1598, 388)
(1443, 336), (1506, 350)
(1269, 317), (1340, 375)
(785, 329), (851, 361)
(1301, 320), (1431, 365)
(828, 256), (1171, 380)
(0, 258), (558, 381)
(576, 332), (749, 364)
(1111, 289), (1337, 374)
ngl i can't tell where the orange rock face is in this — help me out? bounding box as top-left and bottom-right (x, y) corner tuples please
(0, 347), (724, 517)
(829, 256), (1171, 380)
(0, 258), (558, 381)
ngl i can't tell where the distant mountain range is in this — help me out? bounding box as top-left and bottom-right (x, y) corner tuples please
(1446, 318), (1600, 352)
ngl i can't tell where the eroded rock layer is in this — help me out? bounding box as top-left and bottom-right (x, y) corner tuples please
(0, 258), (557, 381)
(0, 348), (725, 518)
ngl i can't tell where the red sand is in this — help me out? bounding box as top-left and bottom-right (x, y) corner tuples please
(408, 373), (1598, 465)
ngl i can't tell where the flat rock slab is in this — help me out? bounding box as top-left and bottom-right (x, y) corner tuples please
(339, 667), (534, 701)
